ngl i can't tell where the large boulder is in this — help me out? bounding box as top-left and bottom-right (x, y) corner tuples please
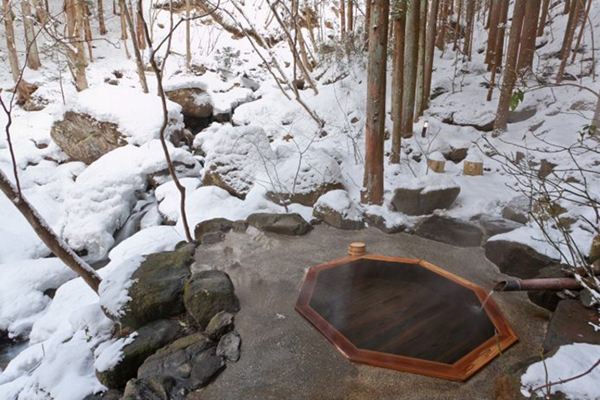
(96, 319), (183, 389)
(137, 333), (225, 390)
(122, 376), (184, 400)
(313, 190), (364, 230)
(246, 213), (313, 236)
(165, 86), (213, 119)
(478, 215), (524, 241)
(543, 300), (600, 353)
(216, 331), (241, 362)
(264, 148), (345, 207)
(414, 215), (484, 247)
(184, 271), (240, 329)
(391, 177), (461, 216)
(194, 218), (248, 244)
(51, 111), (126, 165)
(118, 246), (194, 329)
(196, 124), (275, 199)
(484, 240), (557, 279)
(51, 86), (184, 164)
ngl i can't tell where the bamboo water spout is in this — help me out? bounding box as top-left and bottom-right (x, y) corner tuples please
(494, 278), (582, 292)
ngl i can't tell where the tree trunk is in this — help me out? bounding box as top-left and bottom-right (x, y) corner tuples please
(136, 5), (146, 50)
(517, 0), (541, 71)
(537, 0), (549, 37)
(98, 0), (108, 34)
(557, 0), (582, 83)
(32, 0), (49, 24)
(415, 0), (427, 120)
(464, 0), (476, 61)
(592, 93), (600, 131)
(71, 0), (89, 91)
(4, 0), (21, 83)
(340, 0), (345, 40)
(119, 0), (130, 58)
(186, 0), (191, 69)
(65, 0), (76, 38)
(0, 170), (102, 293)
(485, 0), (502, 65)
(362, 0), (389, 206)
(494, 0), (526, 132)
(453, 0), (462, 51)
(21, 1), (42, 70)
(436, 0), (448, 50)
(82, 1), (94, 62)
(391, 1), (406, 165)
(423, 0), (439, 110)
(401, 0), (419, 138)
(120, 0), (148, 93)
(564, 0), (571, 14)
(348, 0), (354, 31)
(364, 0), (371, 43)
(571, 0), (592, 64)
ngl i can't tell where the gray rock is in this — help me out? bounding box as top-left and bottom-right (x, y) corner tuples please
(122, 376), (185, 400)
(165, 87), (213, 119)
(137, 333), (224, 390)
(313, 205), (364, 231)
(118, 246), (194, 329)
(205, 311), (235, 341)
(189, 349), (226, 388)
(51, 111), (127, 164)
(580, 290), (599, 309)
(414, 215), (484, 247)
(391, 181), (461, 216)
(217, 331), (241, 362)
(478, 215), (524, 240)
(266, 182), (345, 208)
(247, 213), (312, 236)
(364, 213), (405, 234)
(184, 271), (240, 329)
(194, 218), (247, 244)
(543, 299), (600, 353)
(526, 265), (564, 312)
(508, 107), (537, 124)
(484, 240), (557, 279)
(446, 147), (469, 163)
(96, 319), (182, 389)
(502, 197), (530, 224)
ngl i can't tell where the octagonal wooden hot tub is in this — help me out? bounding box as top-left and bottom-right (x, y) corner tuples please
(295, 243), (518, 381)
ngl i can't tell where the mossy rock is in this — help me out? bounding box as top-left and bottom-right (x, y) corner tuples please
(96, 319), (183, 389)
(119, 245), (194, 329)
(184, 271), (240, 329)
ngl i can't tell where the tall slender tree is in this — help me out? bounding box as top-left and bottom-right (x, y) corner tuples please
(4, 0), (21, 83)
(517, 0), (541, 71)
(362, 0), (389, 205)
(401, 0), (419, 138)
(557, 0), (583, 83)
(423, 0), (439, 109)
(391, 0), (406, 165)
(21, 1), (42, 69)
(494, 0), (526, 132)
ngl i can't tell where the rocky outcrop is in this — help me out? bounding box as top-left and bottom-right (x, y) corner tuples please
(247, 213), (313, 236)
(51, 112), (127, 164)
(543, 300), (600, 353)
(118, 246), (194, 329)
(165, 87), (213, 119)
(391, 179), (461, 216)
(184, 271), (240, 329)
(414, 215), (484, 247)
(313, 190), (364, 230)
(96, 319), (183, 389)
(484, 240), (557, 279)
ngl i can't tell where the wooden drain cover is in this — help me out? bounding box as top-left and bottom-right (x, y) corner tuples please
(295, 255), (518, 381)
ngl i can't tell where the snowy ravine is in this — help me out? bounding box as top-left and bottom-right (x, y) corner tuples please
(1, 0), (600, 399)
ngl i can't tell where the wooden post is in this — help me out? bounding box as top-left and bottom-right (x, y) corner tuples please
(427, 151), (446, 173)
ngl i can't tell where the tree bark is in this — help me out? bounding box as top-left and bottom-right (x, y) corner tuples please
(487, 0), (509, 101)
(537, 0), (549, 37)
(401, 0), (419, 138)
(517, 0), (541, 71)
(571, 0), (592, 64)
(4, 0), (22, 83)
(348, 0), (354, 31)
(391, 1), (406, 165)
(423, 0), (439, 110)
(362, 0), (389, 205)
(464, 0), (476, 61)
(364, 0), (371, 43)
(435, 0), (448, 50)
(414, 0), (427, 120)
(120, 0), (148, 93)
(21, 1), (42, 70)
(494, 0), (526, 132)
(82, 1), (94, 62)
(452, 0), (462, 51)
(557, 0), (582, 83)
(186, 0), (191, 69)
(485, 0), (502, 65)
(340, 0), (345, 40)
(98, 0), (108, 34)
(0, 170), (102, 293)
(592, 93), (600, 131)
(70, 0), (89, 91)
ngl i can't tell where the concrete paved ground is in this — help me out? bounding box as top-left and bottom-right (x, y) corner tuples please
(189, 226), (550, 400)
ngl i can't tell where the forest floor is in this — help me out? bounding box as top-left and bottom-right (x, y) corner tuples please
(188, 226), (549, 400)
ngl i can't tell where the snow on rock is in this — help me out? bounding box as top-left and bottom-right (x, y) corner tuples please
(0, 259), (77, 339)
(62, 141), (200, 262)
(155, 177), (201, 223)
(263, 147), (345, 207)
(314, 190), (363, 222)
(196, 123), (275, 199)
(427, 151), (446, 162)
(108, 226), (183, 263)
(58, 85), (184, 146)
(521, 343), (600, 400)
(489, 226), (563, 261)
(98, 256), (144, 319)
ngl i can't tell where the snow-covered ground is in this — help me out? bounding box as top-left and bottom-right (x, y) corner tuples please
(1, 0), (599, 399)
